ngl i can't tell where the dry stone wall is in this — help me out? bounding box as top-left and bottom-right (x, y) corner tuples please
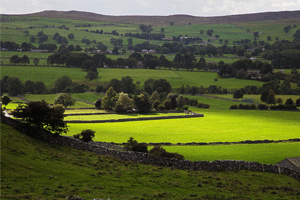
(2, 115), (300, 181)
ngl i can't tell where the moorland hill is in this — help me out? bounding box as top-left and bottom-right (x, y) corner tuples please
(10, 10), (300, 25)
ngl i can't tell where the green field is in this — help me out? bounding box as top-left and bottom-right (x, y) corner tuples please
(66, 108), (300, 144)
(164, 142), (300, 164)
(1, 66), (264, 89)
(3, 123), (300, 199)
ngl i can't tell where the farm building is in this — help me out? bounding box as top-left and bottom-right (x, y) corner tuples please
(276, 156), (300, 173)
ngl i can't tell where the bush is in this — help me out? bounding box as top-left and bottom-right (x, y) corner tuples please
(114, 103), (126, 113)
(249, 104), (257, 110)
(131, 143), (148, 153)
(149, 146), (184, 160)
(163, 99), (172, 110)
(78, 129), (95, 142)
(258, 104), (269, 110)
(152, 100), (160, 110)
(124, 137), (148, 152)
(94, 99), (101, 109)
(229, 105), (238, 109)
(157, 104), (165, 111)
(196, 103), (210, 109)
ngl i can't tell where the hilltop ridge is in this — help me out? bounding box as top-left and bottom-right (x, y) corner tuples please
(7, 10), (300, 25)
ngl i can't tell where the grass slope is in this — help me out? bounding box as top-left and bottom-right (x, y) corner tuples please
(164, 142), (300, 164)
(2, 123), (300, 199)
(1, 66), (264, 89)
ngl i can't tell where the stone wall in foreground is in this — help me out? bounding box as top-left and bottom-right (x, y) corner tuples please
(2, 115), (299, 181)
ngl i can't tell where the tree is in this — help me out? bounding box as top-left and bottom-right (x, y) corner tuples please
(25, 80), (35, 94)
(260, 90), (269, 103)
(11, 101), (67, 135)
(276, 98), (283, 105)
(133, 93), (151, 113)
(21, 42), (30, 51)
(55, 76), (73, 93)
(233, 89), (243, 99)
(261, 63), (273, 74)
(285, 98), (294, 106)
(176, 95), (186, 108)
(54, 93), (76, 108)
(7, 77), (24, 96)
(115, 92), (133, 111)
(29, 35), (36, 43)
(33, 58), (39, 66)
(23, 30), (29, 36)
(127, 38), (133, 45)
(160, 28), (165, 33)
(21, 55), (30, 65)
(94, 99), (102, 109)
(1, 96), (12, 106)
(108, 78), (122, 93)
(150, 91), (159, 104)
(10, 55), (20, 65)
(121, 76), (136, 94)
(296, 98), (300, 107)
(102, 86), (118, 111)
(86, 67), (98, 80)
(34, 81), (46, 94)
(112, 46), (119, 55)
(152, 79), (172, 94)
(68, 33), (75, 40)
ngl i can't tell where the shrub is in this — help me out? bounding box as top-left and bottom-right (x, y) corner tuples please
(114, 102), (126, 113)
(230, 105), (238, 109)
(249, 104), (257, 110)
(157, 104), (165, 111)
(257, 104), (269, 110)
(149, 146), (184, 160)
(94, 99), (101, 109)
(285, 98), (294, 106)
(296, 98), (300, 107)
(78, 129), (95, 142)
(152, 100), (160, 110)
(197, 103), (210, 109)
(163, 99), (172, 110)
(131, 143), (148, 153)
(182, 106), (189, 110)
(124, 137), (148, 152)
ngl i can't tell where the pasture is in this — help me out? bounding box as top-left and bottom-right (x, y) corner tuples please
(164, 142), (300, 164)
(1, 66), (264, 89)
(66, 109), (300, 144)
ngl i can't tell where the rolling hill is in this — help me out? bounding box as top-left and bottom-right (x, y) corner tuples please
(9, 10), (300, 25)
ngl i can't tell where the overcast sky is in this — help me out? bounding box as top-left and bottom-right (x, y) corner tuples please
(1, 0), (300, 16)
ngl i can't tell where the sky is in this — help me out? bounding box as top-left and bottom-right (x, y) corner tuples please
(1, 0), (300, 17)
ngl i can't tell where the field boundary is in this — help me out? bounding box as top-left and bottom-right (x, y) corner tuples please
(111, 138), (300, 146)
(64, 110), (186, 116)
(65, 113), (204, 123)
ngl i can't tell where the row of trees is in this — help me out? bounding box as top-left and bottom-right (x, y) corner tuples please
(98, 86), (187, 113)
(0, 75), (89, 96)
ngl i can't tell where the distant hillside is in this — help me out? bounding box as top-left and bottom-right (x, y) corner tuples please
(13, 10), (300, 25)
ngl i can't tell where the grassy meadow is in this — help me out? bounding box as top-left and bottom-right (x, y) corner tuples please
(1, 66), (264, 89)
(3, 123), (300, 199)
(66, 109), (300, 144)
(164, 142), (300, 164)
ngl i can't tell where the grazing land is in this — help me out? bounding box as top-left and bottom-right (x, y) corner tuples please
(66, 108), (300, 144)
(164, 142), (300, 164)
(2, 10), (300, 199)
(1, 66), (264, 89)
(2, 123), (300, 199)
